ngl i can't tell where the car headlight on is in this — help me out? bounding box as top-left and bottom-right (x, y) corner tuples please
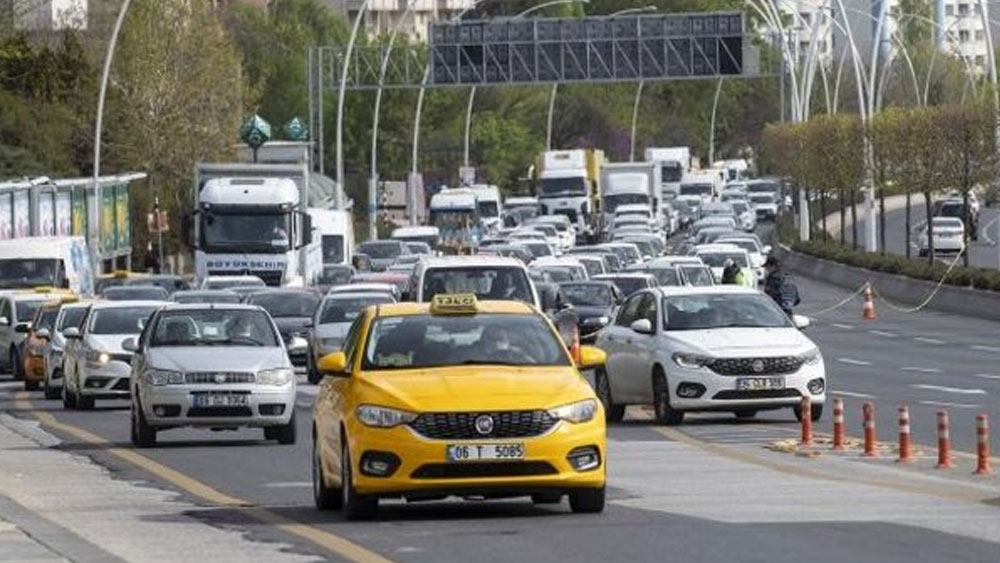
(582, 316), (610, 327)
(257, 367), (294, 386)
(672, 353), (714, 369)
(144, 369), (184, 386)
(86, 350), (110, 365)
(547, 399), (597, 424)
(356, 405), (417, 428)
(799, 348), (823, 366)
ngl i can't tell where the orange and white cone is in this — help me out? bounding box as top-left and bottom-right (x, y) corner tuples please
(936, 411), (955, 469)
(832, 399), (845, 452)
(861, 284), (877, 321)
(974, 414), (993, 475)
(897, 406), (913, 463)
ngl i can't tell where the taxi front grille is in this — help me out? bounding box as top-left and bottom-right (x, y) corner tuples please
(409, 411), (557, 440)
(411, 462), (557, 479)
(708, 357), (804, 376)
(185, 372), (255, 384)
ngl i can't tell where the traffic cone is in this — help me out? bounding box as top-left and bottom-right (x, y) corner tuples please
(861, 284), (877, 321)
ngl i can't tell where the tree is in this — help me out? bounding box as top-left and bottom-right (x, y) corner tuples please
(105, 0), (246, 255)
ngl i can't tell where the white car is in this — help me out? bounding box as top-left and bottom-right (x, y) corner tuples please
(127, 304), (298, 447)
(918, 217), (966, 256)
(693, 245), (755, 287)
(530, 256), (590, 281)
(63, 301), (167, 410)
(716, 236), (769, 281)
(748, 193), (779, 221)
(594, 286), (825, 424)
(730, 200), (756, 232)
(531, 215), (576, 251)
(43, 301), (90, 400)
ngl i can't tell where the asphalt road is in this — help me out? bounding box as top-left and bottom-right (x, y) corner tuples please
(856, 201), (1000, 268)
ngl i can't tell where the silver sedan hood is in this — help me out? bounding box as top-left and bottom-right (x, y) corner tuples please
(146, 347), (289, 373)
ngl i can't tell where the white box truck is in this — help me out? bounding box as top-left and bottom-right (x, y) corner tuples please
(644, 147), (691, 200)
(599, 162), (662, 236)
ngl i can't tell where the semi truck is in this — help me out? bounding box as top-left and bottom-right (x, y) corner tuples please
(536, 149), (604, 243)
(189, 163), (321, 287)
(599, 162), (662, 236)
(644, 147), (692, 200)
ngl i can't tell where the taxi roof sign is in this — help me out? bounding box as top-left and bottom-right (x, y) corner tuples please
(430, 294), (478, 315)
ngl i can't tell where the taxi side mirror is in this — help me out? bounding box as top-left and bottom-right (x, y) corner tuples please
(576, 345), (606, 369)
(318, 351), (349, 377)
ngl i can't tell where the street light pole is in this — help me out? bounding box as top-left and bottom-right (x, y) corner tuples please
(91, 0), (132, 275)
(335, 0), (371, 211)
(708, 78), (724, 167)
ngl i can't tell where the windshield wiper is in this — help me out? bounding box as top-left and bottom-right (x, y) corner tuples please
(457, 359), (529, 366)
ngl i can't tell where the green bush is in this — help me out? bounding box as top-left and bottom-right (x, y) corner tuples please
(788, 239), (1000, 292)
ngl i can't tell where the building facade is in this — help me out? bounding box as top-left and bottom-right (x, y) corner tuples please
(13, 0), (87, 30)
(327, 0), (476, 42)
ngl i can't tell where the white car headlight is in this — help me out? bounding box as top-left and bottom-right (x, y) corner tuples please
(145, 369), (184, 386)
(672, 353), (714, 369)
(356, 405), (417, 428)
(799, 348), (823, 366)
(547, 399), (597, 424)
(257, 367), (294, 386)
(86, 350), (110, 365)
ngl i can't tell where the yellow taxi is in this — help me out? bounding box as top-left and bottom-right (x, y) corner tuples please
(95, 270), (147, 294)
(311, 294), (607, 519)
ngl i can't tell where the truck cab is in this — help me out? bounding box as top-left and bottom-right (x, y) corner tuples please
(537, 150), (603, 244)
(644, 147), (691, 200)
(429, 188), (482, 254)
(190, 177), (314, 287)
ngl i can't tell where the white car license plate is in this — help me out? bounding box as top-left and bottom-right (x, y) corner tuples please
(192, 393), (248, 408)
(736, 377), (785, 391)
(447, 443), (525, 462)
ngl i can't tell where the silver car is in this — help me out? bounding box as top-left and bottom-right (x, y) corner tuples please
(306, 292), (395, 383)
(42, 302), (89, 400)
(127, 304), (297, 448)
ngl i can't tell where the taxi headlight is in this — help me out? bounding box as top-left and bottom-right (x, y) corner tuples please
(799, 348), (823, 366)
(258, 367), (294, 386)
(145, 369), (184, 386)
(87, 350), (110, 365)
(356, 405), (417, 428)
(672, 353), (713, 369)
(547, 399), (597, 424)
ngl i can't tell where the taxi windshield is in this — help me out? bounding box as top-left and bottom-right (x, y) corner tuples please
(362, 313), (570, 370)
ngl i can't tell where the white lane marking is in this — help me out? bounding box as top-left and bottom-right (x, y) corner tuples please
(869, 330), (897, 338)
(919, 400), (983, 409)
(830, 390), (875, 398)
(900, 367), (943, 374)
(911, 384), (987, 395)
(836, 358), (872, 366)
(974, 374), (1000, 380)
(914, 337), (946, 345)
(970, 345), (1000, 353)
(262, 481), (311, 488)
(832, 323), (854, 330)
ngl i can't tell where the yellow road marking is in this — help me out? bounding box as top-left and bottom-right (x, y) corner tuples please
(13, 392), (393, 563)
(651, 425), (994, 505)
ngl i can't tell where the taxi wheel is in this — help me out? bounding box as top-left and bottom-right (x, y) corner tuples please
(595, 369), (625, 423)
(794, 403), (823, 423)
(43, 377), (60, 400)
(569, 488), (605, 514)
(274, 413), (297, 445)
(341, 442), (377, 520)
(652, 371), (683, 426)
(131, 403), (157, 448)
(312, 438), (342, 510)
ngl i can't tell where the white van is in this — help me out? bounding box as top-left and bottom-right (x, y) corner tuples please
(0, 237), (94, 296)
(409, 256), (539, 308)
(309, 209), (354, 267)
(469, 184), (503, 234)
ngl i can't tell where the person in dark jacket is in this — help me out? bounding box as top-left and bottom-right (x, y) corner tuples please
(763, 256), (800, 316)
(721, 259), (744, 285)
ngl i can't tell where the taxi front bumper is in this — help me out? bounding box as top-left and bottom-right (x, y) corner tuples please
(346, 416), (606, 498)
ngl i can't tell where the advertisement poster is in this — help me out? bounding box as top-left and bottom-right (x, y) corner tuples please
(101, 189), (115, 252)
(115, 185), (130, 249)
(0, 194), (12, 239)
(56, 192), (71, 236)
(13, 190), (29, 238)
(38, 193), (55, 236)
(71, 190), (87, 237)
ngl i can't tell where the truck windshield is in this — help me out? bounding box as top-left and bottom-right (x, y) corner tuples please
(661, 164), (683, 182)
(680, 184), (713, 197)
(0, 259), (61, 289)
(477, 200), (500, 218)
(322, 235), (345, 264)
(603, 193), (648, 213)
(202, 211), (291, 252)
(540, 177), (586, 197)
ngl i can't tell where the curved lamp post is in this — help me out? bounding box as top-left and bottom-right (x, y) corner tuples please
(335, 0), (372, 210)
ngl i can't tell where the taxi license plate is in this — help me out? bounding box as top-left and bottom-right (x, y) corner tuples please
(192, 393), (248, 408)
(447, 444), (525, 462)
(736, 377), (785, 391)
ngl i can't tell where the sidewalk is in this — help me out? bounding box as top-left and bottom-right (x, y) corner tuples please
(0, 413), (320, 563)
